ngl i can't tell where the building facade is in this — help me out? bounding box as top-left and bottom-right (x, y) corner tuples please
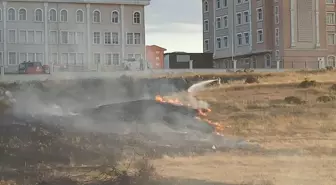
(203, 0), (336, 69)
(0, 0), (150, 72)
(145, 45), (166, 69)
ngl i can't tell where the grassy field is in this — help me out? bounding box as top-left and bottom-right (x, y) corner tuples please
(152, 71), (336, 185)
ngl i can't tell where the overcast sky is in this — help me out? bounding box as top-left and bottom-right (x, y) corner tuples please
(145, 0), (202, 53)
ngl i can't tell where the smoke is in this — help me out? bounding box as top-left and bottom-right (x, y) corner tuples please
(8, 77), (252, 151)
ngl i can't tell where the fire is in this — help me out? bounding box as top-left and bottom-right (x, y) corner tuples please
(155, 95), (224, 135)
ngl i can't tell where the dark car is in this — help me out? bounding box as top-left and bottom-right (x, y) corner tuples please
(18, 61), (50, 74)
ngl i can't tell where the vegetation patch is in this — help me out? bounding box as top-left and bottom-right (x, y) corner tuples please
(298, 78), (317, 88)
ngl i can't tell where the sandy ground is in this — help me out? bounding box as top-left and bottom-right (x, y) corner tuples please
(152, 72), (336, 185)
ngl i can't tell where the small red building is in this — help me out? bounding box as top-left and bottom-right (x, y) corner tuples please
(146, 45), (167, 69)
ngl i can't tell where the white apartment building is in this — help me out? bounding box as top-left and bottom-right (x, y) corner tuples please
(0, 0), (150, 72)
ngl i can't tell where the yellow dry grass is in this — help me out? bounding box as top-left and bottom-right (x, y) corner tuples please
(153, 70), (336, 185)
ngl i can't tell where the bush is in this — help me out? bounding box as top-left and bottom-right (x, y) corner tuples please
(316, 95), (336, 103)
(326, 66), (334, 71)
(329, 84), (336, 91)
(284, 96), (304, 104)
(245, 76), (259, 84)
(298, 78), (317, 88)
(244, 68), (254, 73)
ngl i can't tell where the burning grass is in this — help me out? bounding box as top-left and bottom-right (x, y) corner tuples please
(153, 72), (336, 185)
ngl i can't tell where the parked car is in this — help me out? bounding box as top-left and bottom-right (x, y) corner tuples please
(18, 61), (50, 74)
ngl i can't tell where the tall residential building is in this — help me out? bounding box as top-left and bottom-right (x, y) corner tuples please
(203, 0), (336, 69)
(0, 0), (150, 71)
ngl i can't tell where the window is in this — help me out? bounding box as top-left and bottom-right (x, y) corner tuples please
(328, 55), (336, 67)
(19, 30), (26, 43)
(104, 32), (111, 44)
(76, 10), (84, 23)
(0, 52), (2, 65)
(76, 32), (84, 44)
(49, 31), (57, 44)
(19, 53), (27, 63)
(35, 9), (43, 22)
(105, 53), (112, 65)
(61, 53), (68, 65)
(18, 8), (27, 21)
(49, 9), (57, 22)
(237, 0), (242, 4)
(111, 11), (119, 23)
(264, 54), (271, 67)
(135, 54), (141, 60)
(328, 33), (335, 45)
(204, 39), (209, 51)
(94, 53), (101, 64)
(61, 31), (69, 44)
(93, 32), (100, 44)
(36, 53), (43, 62)
(0, 9), (2, 21)
(257, 8), (263, 21)
(133, 12), (140, 24)
(223, 0), (227, 7)
(93, 10), (101, 23)
(243, 11), (249, 23)
(223, 16), (228, 27)
(27, 31), (34, 43)
(244, 32), (249, 44)
(204, 1), (209, 12)
(35, 31), (43, 44)
(77, 53), (84, 66)
(60, 9), (67, 22)
(204, 20), (209, 31)
(113, 53), (120, 65)
(275, 28), (279, 46)
(8, 30), (16, 43)
(326, 0), (335, 4)
(8, 52), (16, 65)
(50, 53), (58, 64)
(223, 36), (228, 47)
(27, 53), (34, 62)
(326, 12), (335, 25)
(236, 13), (242, 24)
(134, 33), (141, 44)
(8, 8), (15, 21)
(216, 0), (221, 9)
(237, 33), (242, 45)
(0, 30), (2, 43)
(216, 17), (221, 29)
(127, 54), (134, 59)
(112, 32), (119, 44)
(69, 53), (76, 65)
(274, 6), (279, 24)
(126, 33), (133, 44)
(275, 50), (280, 60)
(257, 29), (263, 43)
(216, 37), (221, 49)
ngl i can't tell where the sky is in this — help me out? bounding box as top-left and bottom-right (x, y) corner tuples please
(145, 0), (203, 53)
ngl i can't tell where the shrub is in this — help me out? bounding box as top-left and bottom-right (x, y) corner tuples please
(245, 76), (259, 84)
(329, 84), (336, 91)
(244, 68), (254, 73)
(317, 95), (336, 103)
(284, 96), (304, 104)
(298, 78), (317, 88)
(326, 66), (334, 71)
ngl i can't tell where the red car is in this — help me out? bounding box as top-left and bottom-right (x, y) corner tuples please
(18, 62), (50, 74)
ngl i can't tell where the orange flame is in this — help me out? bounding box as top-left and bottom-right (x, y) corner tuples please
(155, 95), (224, 135)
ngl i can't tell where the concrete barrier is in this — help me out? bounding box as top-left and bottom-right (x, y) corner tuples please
(0, 68), (286, 83)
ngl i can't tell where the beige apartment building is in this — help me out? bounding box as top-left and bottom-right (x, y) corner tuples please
(203, 0), (336, 69)
(0, 0), (150, 72)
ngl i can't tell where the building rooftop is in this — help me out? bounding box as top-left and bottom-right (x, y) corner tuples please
(4, 0), (150, 5)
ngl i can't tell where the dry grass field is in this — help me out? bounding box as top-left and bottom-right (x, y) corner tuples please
(152, 71), (336, 185)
